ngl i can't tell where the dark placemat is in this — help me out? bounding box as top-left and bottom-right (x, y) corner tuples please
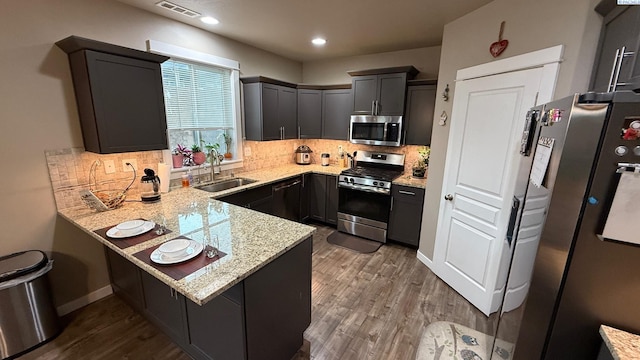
(132, 236), (227, 280)
(94, 220), (172, 249)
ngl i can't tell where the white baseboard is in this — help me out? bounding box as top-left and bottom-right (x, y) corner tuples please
(416, 250), (434, 270)
(57, 285), (113, 316)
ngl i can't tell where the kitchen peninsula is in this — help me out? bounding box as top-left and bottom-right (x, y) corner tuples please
(59, 186), (315, 360)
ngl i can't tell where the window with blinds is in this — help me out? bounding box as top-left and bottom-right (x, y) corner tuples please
(160, 58), (240, 168)
(161, 59), (234, 130)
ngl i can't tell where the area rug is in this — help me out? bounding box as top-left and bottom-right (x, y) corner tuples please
(326, 231), (383, 253)
(415, 321), (514, 360)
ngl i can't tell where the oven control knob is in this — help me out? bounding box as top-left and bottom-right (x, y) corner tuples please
(349, 178), (355, 184)
(373, 181), (378, 186)
(379, 182), (385, 187)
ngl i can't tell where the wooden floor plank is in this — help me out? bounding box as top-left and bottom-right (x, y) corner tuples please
(20, 223), (493, 360)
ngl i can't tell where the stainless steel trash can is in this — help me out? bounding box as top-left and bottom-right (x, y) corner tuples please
(0, 250), (61, 359)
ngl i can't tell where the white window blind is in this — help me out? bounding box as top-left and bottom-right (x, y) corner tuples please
(161, 59), (234, 130)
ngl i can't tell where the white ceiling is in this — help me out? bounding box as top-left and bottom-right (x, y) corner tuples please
(118, 0), (493, 62)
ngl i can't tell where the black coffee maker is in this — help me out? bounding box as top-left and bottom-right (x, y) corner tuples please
(141, 168), (161, 202)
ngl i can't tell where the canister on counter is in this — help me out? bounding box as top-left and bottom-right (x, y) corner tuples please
(321, 153), (330, 166)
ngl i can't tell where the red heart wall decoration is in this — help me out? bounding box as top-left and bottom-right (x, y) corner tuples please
(490, 21), (508, 58)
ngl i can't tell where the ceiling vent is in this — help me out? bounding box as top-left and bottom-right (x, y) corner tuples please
(155, 1), (200, 18)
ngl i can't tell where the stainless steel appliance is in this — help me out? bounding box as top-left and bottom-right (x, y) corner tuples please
(492, 92), (640, 359)
(337, 150), (405, 242)
(349, 115), (403, 147)
(295, 145), (312, 165)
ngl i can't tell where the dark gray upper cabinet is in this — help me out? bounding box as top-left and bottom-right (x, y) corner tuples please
(242, 77), (298, 141)
(297, 85), (352, 140)
(404, 82), (437, 145)
(388, 185), (425, 247)
(322, 89), (352, 140)
(348, 66), (418, 116)
(56, 36), (169, 154)
(297, 89), (323, 139)
(590, 3), (640, 92)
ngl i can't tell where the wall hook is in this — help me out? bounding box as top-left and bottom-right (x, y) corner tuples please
(442, 84), (449, 101)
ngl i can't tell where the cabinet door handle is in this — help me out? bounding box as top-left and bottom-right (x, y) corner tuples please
(399, 190), (416, 196)
(298, 126), (301, 139)
(371, 100), (375, 115)
(375, 100), (380, 115)
(390, 196), (394, 211)
(608, 46), (635, 92)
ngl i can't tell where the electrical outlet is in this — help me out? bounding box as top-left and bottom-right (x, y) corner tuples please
(104, 160), (116, 174)
(338, 145), (343, 154)
(244, 146), (252, 157)
(122, 159), (137, 172)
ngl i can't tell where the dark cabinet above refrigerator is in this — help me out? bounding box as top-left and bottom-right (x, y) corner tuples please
(590, 2), (640, 93)
(56, 36), (169, 154)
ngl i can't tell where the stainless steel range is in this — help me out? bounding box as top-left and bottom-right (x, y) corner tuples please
(337, 150), (405, 243)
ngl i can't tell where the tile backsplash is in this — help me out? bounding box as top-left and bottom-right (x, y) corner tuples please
(45, 148), (164, 210)
(46, 141), (427, 210)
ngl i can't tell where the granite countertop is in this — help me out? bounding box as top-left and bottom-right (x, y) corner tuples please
(59, 187), (315, 306)
(231, 164), (427, 191)
(59, 163), (425, 305)
(600, 325), (640, 360)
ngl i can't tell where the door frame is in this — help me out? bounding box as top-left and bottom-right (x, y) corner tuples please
(422, 45), (564, 314)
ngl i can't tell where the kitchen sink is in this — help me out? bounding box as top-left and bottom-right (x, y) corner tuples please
(195, 178), (258, 193)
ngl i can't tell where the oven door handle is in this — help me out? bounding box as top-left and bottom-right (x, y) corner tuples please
(338, 182), (390, 195)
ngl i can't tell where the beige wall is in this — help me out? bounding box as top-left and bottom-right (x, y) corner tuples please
(302, 46), (442, 85)
(418, 0), (604, 259)
(0, 0), (301, 309)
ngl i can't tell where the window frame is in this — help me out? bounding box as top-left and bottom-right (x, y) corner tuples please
(147, 39), (243, 173)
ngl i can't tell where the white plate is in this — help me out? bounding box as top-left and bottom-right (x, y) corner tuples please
(116, 219), (145, 231)
(106, 221), (155, 238)
(150, 240), (204, 264)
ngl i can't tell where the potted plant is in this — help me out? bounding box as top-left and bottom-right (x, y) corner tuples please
(412, 146), (430, 178)
(172, 144), (190, 168)
(218, 132), (233, 159)
(191, 144), (206, 165)
(201, 140), (222, 165)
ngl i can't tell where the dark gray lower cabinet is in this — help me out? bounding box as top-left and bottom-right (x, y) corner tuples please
(218, 184), (273, 215)
(387, 185), (425, 247)
(308, 174), (338, 225)
(140, 271), (187, 344)
(104, 237), (312, 360)
(104, 247), (143, 311)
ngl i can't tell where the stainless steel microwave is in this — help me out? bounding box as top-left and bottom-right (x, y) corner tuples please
(349, 115), (403, 147)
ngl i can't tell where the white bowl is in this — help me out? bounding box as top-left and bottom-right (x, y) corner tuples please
(158, 239), (191, 258)
(116, 220), (145, 231)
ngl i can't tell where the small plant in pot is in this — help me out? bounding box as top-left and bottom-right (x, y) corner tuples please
(218, 132), (233, 159)
(172, 144), (191, 168)
(412, 146), (430, 178)
(191, 144), (206, 165)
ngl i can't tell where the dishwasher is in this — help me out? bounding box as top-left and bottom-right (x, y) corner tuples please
(272, 177), (301, 221)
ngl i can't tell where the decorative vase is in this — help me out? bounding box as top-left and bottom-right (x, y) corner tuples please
(172, 154), (184, 168)
(224, 152), (232, 159)
(192, 152), (206, 165)
(412, 167), (426, 178)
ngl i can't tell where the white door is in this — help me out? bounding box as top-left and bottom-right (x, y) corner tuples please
(432, 68), (543, 316)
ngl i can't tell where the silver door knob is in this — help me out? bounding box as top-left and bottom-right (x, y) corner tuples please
(444, 194), (453, 201)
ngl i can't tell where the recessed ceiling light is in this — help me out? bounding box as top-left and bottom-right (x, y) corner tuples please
(201, 16), (219, 25)
(312, 38), (327, 46)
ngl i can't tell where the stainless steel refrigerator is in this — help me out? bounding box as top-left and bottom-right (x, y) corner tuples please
(492, 91), (640, 359)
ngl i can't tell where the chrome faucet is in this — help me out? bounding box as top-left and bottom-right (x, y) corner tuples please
(209, 148), (222, 182)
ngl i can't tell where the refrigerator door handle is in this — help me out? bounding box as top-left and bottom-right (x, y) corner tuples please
(506, 196), (521, 247)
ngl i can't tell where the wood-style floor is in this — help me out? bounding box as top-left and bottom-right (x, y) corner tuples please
(18, 224), (492, 360)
